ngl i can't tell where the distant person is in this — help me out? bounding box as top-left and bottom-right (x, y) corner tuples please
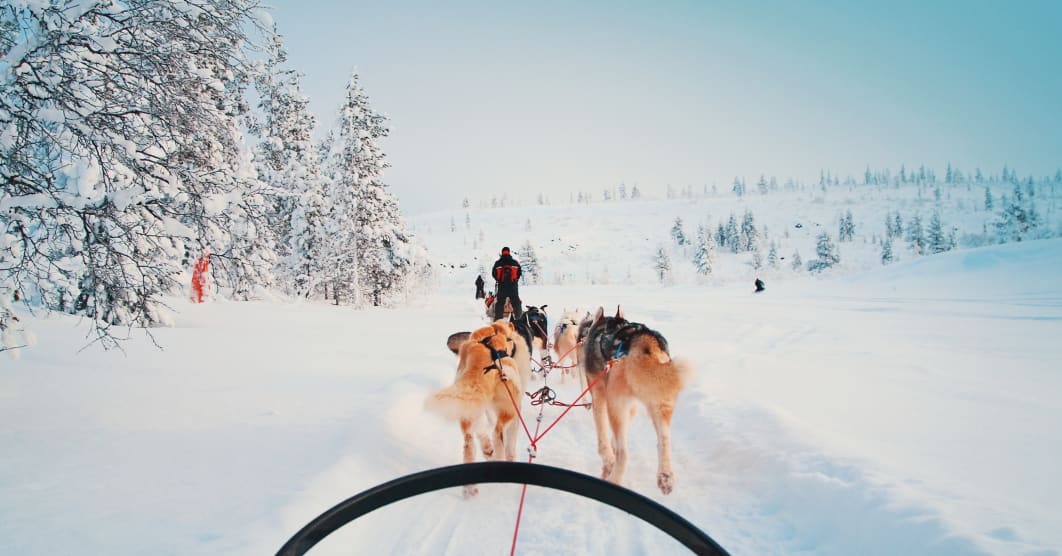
(491, 246), (523, 320)
(754, 278), (766, 293)
(474, 275), (486, 299)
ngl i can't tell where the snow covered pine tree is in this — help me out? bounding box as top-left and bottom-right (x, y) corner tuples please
(324, 71), (416, 306)
(251, 26), (329, 298)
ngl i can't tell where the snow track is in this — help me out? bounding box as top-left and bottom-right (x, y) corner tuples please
(3, 240), (1060, 554)
(237, 288), (1008, 555)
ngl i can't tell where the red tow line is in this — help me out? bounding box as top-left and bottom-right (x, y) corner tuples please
(500, 355), (611, 556)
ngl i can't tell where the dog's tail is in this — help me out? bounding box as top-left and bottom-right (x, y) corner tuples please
(425, 381), (493, 422)
(672, 357), (694, 389)
(638, 330), (672, 364)
(641, 332), (692, 388)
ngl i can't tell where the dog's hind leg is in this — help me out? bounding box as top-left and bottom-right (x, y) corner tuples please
(648, 401), (677, 495)
(470, 412), (494, 459)
(477, 432), (494, 459)
(460, 419), (479, 497)
(587, 375), (615, 479)
(606, 396), (635, 486)
(494, 409), (518, 461)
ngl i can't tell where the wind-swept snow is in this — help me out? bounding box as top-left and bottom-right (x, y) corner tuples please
(2, 236), (1060, 555)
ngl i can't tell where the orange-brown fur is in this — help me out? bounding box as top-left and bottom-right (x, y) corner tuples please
(582, 306), (692, 494)
(427, 322), (527, 497)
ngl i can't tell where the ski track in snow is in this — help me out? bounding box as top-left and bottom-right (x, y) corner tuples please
(237, 287), (1032, 555)
(3, 240), (1062, 555)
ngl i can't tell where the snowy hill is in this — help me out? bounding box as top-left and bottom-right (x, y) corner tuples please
(410, 178), (1060, 289)
(2, 208), (1061, 554)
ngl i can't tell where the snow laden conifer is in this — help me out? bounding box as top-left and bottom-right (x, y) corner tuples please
(726, 214), (740, 253)
(325, 71), (416, 306)
(732, 177), (746, 197)
(791, 250), (803, 271)
(740, 209), (758, 252)
(881, 238), (895, 265)
(926, 212), (954, 254)
(692, 225), (716, 276)
(807, 232), (840, 272)
(200, 24), (279, 302)
(653, 246), (672, 284)
(251, 32), (328, 298)
(0, 0), (269, 349)
(715, 222), (728, 251)
(994, 183), (1042, 243)
(838, 209), (855, 242)
(520, 241), (540, 284)
(751, 242), (764, 270)
(670, 217), (688, 246)
(767, 242), (779, 269)
(906, 214), (926, 255)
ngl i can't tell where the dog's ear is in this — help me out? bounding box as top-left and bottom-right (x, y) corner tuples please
(616, 305), (624, 319)
(507, 321), (516, 332)
(540, 304), (547, 312)
(592, 306), (604, 324)
(446, 331), (471, 355)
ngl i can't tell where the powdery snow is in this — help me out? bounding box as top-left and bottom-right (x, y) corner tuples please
(2, 236), (1060, 555)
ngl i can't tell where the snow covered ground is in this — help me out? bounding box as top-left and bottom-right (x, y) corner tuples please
(3, 233), (1060, 555)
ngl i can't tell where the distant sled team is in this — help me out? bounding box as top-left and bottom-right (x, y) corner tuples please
(428, 300), (693, 496)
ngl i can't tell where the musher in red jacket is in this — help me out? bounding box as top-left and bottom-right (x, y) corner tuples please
(491, 246), (523, 320)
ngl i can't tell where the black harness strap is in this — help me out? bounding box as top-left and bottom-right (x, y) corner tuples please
(594, 321), (664, 362)
(481, 334), (516, 374)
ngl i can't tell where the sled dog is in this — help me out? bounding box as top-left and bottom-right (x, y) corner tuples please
(447, 319), (532, 388)
(581, 306), (692, 494)
(428, 322), (528, 496)
(484, 293), (514, 320)
(512, 305), (549, 361)
(552, 308), (586, 386)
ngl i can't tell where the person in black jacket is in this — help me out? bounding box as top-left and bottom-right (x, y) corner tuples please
(491, 246), (523, 320)
(474, 275), (486, 299)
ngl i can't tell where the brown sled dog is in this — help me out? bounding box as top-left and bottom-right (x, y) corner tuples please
(430, 322), (528, 496)
(580, 306), (692, 494)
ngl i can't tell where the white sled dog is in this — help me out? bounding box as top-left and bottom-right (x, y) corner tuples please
(432, 322), (530, 496)
(552, 307), (587, 387)
(580, 306), (692, 494)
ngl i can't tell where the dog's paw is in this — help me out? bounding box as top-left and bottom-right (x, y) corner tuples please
(480, 441), (494, 458)
(600, 463), (613, 479)
(463, 485), (479, 498)
(657, 472), (674, 495)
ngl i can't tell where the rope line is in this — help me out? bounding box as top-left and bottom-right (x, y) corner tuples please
(496, 335), (611, 556)
(533, 360), (610, 444)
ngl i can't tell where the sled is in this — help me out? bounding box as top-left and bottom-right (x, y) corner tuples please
(276, 462), (730, 555)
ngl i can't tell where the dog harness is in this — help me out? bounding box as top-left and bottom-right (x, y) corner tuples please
(594, 321), (666, 363)
(481, 334), (516, 374)
(557, 317), (577, 335)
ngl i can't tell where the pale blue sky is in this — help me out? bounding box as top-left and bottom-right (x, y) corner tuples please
(267, 1), (1062, 214)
